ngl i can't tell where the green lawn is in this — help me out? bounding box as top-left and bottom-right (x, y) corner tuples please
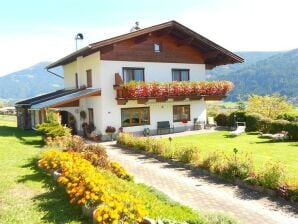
(0, 117), (238, 224)
(0, 118), (88, 224)
(170, 131), (298, 182)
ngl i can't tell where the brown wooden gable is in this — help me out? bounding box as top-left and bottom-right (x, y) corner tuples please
(101, 33), (205, 64)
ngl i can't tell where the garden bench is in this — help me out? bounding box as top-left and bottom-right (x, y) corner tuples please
(157, 121), (174, 134)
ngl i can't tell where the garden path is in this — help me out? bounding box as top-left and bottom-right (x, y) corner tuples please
(101, 142), (298, 224)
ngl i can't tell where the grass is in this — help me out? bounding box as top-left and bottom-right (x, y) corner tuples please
(0, 118), (88, 224)
(0, 116), (238, 224)
(168, 131), (298, 182)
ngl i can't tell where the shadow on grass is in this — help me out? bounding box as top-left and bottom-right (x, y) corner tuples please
(0, 125), (43, 147)
(18, 158), (90, 224)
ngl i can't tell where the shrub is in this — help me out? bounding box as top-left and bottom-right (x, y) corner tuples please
(174, 147), (195, 164)
(259, 117), (272, 133)
(228, 111), (246, 126)
(245, 113), (263, 132)
(285, 122), (298, 140)
(277, 112), (298, 122)
(82, 144), (110, 169)
(269, 119), (290, 134)
(46, 135), (85, 152)
(220, 153), (253, 180)
(214, 113), (229, 126)
(258, 161), (286, 189)
(37, 122), (71, 138)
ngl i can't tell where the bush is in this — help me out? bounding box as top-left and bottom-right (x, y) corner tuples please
(285, 122), (298, 140)
(269, 119), (290, 134)
(245, 113), (263, 132)
(37, 122), (71, 138)
(277, 112), (298, 122)
(228, 111), (246, 126)
(174, 147), (195, 164)
(46, 135), (85, 152)
(214, 113), (229, 126)
(258, 161), (286, 189)
(259, 117), (272, 133)
(220, 153), (253, 180)
(82, 144), (110, 169)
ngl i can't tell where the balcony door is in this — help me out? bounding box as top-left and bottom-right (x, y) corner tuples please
(86, 69), (92, 87)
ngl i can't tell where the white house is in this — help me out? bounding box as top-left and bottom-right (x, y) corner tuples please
(15, 21), (243, 139)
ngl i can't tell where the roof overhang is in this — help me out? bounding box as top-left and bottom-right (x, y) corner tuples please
(46, 20), (244, 69)
(30, 88), (101, 110)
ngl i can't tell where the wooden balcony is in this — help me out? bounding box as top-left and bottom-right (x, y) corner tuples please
(113, 73), (232, 105)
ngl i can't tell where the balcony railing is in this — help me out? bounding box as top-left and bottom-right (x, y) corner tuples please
(113, 73), (234, 105)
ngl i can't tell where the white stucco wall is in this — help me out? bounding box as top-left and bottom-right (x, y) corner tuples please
(63, 52), (101, 89)
(98, 60), (206, 135)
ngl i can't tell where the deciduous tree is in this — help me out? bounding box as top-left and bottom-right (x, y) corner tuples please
(247, 94), (294, 119)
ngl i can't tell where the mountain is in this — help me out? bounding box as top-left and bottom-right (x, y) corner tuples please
(207, 51), (280, 78)
(207, 50), (298, 105)
(0, 62), (63, 104)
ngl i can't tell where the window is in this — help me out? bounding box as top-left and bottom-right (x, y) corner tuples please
(75, 73), (79, 88)
(123, 68), (144, 82)
(88, 108), (94, 124)
(86, 69), (92, 87)
(172, 69), (189, 81)
(173, 105), (190, 122)
(153, 43), (161, 52)
(121, 107), (150, 127)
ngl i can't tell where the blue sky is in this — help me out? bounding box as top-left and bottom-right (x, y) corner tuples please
(0, 0), (297, 75)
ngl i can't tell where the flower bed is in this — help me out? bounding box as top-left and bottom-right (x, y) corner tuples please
(117, 133), (298, 203)
(38, 149), (147, 223)
(120, 81), (234, 98)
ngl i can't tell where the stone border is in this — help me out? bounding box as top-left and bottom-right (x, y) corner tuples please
(116, 143), (298, 208)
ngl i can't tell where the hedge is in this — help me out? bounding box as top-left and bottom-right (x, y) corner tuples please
(269, 120), (290, 134)
(245, 113), (263, 132)
(214, 113), (229, 126)
(228, 111), (246, 126)
(277, 112), (298, 122)
(285, 122), (298, 140)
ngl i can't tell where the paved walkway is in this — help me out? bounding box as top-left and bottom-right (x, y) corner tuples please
(102, 142), (298, 224)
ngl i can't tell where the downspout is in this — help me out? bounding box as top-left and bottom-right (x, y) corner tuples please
(46, 69), (64, 79)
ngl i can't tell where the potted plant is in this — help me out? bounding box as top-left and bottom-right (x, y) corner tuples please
(181, 118), (188, 131)
(105, 126), (116, 140)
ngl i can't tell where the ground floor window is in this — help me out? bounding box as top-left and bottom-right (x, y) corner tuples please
(173, 105), (190, 122)
(121, 107), (150, 127)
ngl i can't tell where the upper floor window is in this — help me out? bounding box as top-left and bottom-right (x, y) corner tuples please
(172, 69), (189, 81)
(86, 69), (92, 87)
(153, 43), (161, 52)
(123, 67), (144, 82)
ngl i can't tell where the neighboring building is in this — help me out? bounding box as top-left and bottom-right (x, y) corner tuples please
(0, 107), (16, 115)
(15, 21), (243, 138)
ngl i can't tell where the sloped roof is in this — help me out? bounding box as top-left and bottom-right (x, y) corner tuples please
(15, 89), (81, 107)
(30, 88), (100, 109)
(46, 20), (244, 69)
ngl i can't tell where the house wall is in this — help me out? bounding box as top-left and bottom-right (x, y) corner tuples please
(63, 52), (101, 89)
(98, 60), (206, 137)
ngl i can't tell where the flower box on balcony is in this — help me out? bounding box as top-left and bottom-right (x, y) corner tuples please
(114, 80), (234, 105)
